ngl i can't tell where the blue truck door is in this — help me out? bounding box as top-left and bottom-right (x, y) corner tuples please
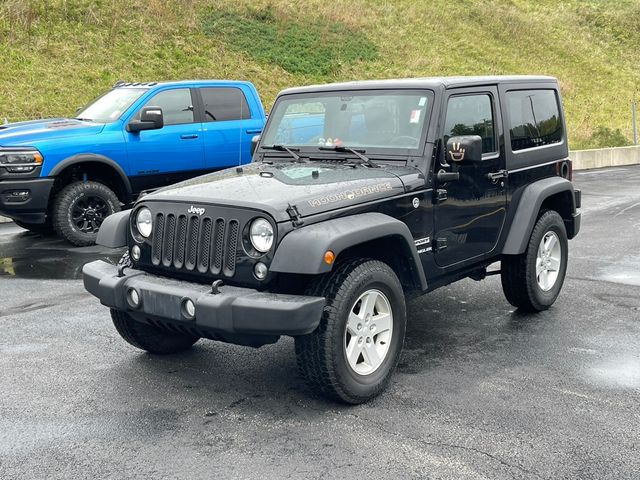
(197, 87), (263, 169)
(125, 87), (204, 190)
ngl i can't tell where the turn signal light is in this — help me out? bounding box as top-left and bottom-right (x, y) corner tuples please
(324, 250), (335, 265)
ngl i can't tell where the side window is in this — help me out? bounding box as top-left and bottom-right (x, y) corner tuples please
(507, 90), (562, 151)
(200, 87), (251, 122)
(444, 94), (495, 153)
(141, 89), (194, 126)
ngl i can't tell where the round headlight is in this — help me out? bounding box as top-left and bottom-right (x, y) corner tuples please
(250, 218), (274, 253)
(136, 207), (153, 238)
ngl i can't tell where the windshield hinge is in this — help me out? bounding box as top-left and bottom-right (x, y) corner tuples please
(286, 204), (304, 227)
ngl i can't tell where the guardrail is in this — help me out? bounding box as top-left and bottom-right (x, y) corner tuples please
(569, 144), (640, 171)
(0, 146), (638, 225)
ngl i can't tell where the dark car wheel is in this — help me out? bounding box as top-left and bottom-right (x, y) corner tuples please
(52, 180), (121, 247)
(295, 259), (407, 404)
(501, 210), (569, 312)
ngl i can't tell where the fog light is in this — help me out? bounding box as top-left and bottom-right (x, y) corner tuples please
(254, 262), (268, 280)
(131, 245), (141, 261)
(127, 288), (141, 308)
(182, 298), (196, 319)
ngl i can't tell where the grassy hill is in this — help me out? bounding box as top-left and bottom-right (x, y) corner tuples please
(1, 0), (639, 149)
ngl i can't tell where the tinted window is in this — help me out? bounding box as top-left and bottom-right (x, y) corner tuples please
(444, 94), (495, 153)
(201, 87), (251, 122)
(507, 90), (562, 151)
(142, 89), (194, 126)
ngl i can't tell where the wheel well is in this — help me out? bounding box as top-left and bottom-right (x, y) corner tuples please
(540, 190), (573, 223)
(51, 162), (129, 205)
(337, 235), (422, 293)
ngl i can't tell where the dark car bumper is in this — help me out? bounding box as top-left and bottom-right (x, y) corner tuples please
(83, 260), (326, 338)
(0, 177), (54, 224)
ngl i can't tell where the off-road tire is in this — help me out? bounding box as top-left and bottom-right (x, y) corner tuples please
(110, 252), (199, 354)
(14, 220), (54, 235)
(53, 180), (120, 247)
(501, 210), (568, 312)
(295, 259), (407, 404)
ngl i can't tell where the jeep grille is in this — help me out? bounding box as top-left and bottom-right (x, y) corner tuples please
(150, 212), (240, 277)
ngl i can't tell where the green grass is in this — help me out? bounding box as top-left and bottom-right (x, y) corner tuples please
(1, 0), (639, 149)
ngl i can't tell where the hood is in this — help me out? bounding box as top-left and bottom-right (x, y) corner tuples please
(0, 118), (105, 148)
(146, 162), (421, 222)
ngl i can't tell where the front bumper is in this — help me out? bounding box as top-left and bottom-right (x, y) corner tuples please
(0, 177), (54, 223)
(83, 260), (325, 337)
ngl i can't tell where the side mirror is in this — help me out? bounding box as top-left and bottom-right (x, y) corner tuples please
(251, 134), (261, 156)
(446, 135), (483, 163)
(127, 106), (164, 133)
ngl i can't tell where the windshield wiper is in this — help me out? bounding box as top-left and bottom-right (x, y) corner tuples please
(318, 146), (379, 168)
(261, 144), (306, 163)
(74, 117), (95, 122)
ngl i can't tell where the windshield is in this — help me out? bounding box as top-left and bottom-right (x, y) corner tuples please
(261, 90), (432, 153)
(75, 88), (147, 123)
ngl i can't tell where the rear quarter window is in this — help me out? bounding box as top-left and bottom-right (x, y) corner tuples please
(506, 90), (563, 151)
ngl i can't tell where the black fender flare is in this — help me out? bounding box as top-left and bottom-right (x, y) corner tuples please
(49, 153), (132, 200)
(96, 210), (130, 248)
(502, 176), (577, 255)
(270, 212), (428, 290)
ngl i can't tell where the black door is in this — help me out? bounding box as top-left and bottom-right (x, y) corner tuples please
(434, 87), (507, 267)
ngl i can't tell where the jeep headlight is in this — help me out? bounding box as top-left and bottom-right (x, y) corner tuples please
(135, 207), (153, 238)
(0, 148), (43, 173)
(250, 218), (274, 253)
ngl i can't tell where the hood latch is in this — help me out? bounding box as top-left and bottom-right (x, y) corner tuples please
(286, 204), (304, 227)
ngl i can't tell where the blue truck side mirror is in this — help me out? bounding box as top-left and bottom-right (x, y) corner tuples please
(127, 106), (164, 133)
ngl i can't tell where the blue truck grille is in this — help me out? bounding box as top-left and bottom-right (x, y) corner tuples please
(151, 212), (239, 277)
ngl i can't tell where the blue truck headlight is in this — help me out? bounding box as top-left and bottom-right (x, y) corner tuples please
(250, 218), (274, 253)
(0, 148), (43, 173)
(135, 207), (153, 238)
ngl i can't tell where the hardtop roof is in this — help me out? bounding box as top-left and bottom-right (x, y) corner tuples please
(279, 75), (558, 95)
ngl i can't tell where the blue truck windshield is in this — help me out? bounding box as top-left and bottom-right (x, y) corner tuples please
(76, 88), (147, 123)
(262, 91), (432, 152)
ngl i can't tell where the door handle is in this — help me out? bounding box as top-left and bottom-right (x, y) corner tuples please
(245, 129), (262, 134)
(486, 170), (508, 181)
(180, 134), (199, 140)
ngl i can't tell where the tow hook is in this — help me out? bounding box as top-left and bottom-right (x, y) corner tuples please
(210, 279), (224, 295)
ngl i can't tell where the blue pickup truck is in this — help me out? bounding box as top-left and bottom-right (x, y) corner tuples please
(0, 80), (266, 245)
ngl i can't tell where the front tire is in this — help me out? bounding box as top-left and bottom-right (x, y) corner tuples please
(501, 210), (569, 312)
(111, 310), (199, 354)
(295, 259), (407, 404)
(53, 180), (121, 247)
(110, 252), (199, 354)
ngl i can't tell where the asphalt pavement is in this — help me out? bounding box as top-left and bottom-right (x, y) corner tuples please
(1, 166), (639, 479)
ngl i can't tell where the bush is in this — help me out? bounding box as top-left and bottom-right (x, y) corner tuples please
(588, 126), (631, 148)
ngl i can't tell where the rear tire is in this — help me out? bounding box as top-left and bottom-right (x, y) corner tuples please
(501, 210), (568, 312)
(53, 180), (120, 247)
(295, 259), (406, 404)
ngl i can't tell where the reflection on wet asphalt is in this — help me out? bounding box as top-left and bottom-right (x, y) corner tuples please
(0, 223), (124, 279)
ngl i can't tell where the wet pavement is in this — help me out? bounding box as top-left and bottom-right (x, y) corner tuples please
(0, 223), (124, 280)
(1, 166), (639, 479)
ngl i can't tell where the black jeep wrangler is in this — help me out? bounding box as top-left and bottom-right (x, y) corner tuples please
(83, 76), (581, 404)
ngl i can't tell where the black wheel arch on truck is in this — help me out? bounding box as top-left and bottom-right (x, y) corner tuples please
(48, 154), (133, 204)
(502, 176), (580, 255)
(270, 212), (428, 293)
